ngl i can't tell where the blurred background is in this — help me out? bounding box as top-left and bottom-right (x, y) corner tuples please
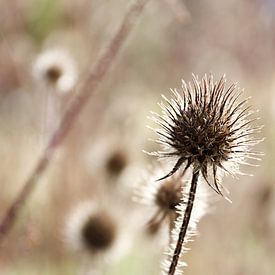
(0, 0), (274, 274)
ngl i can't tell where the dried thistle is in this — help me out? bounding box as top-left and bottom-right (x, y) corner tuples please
(32, 47), (78, 93)
(149, 74), (262, 275)
(135, 168), (186, 234)
(0, 0), (150, 244)
(155, 176), (183, 213)
(64, 202), (117, 255)
(64, 201), (134, 268)
(106, 150), (128, 177)
(81, 212), (116, 253)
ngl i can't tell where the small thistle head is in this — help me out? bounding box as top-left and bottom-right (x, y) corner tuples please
(150, 74), (262, 195)
(155, 177), (183, 212)
(105, 150), (128, 177)
(45, 65), (62, 83)
(135, 168), (186, 232)
(64, 202), (117, 255)
(32, 47), (78, 93)
(81, 212), (116, 253)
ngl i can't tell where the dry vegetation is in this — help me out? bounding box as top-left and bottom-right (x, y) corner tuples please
(0, 0), (274, 274)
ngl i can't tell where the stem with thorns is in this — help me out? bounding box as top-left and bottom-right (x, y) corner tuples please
(0, 0), (150, 244)
(168, 170), (199, 275)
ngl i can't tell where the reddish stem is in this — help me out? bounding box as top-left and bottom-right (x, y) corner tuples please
(0, 0), (150, 244)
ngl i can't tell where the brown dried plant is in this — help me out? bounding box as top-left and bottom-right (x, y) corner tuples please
(0, 0), (150, 244)
(149, 74), (262, 275)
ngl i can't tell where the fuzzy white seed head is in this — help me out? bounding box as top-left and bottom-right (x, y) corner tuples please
(32, 47), (78, 93)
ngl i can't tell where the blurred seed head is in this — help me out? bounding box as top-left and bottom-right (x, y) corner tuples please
(155, 177), (183, 212)
(149, 74), (263, 196)
(32, 47), (78, 93)
(153, 176), (187, 236)
(134, 168), (186, 235)
(64, 202), (117, 256)
(257, 184), (273, 207)
(85, 139), (130, 184)
(45, 65), (62, 83)
(81, 212), (116, 253)
(105, 150), (128, 177)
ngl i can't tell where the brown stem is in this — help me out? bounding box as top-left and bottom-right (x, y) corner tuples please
(0, 0), (150, 244)
(168, 170), (199, 275)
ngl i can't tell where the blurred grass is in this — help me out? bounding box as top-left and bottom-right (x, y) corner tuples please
(3, 260), (78, 275)
(26, 0), (60, 43)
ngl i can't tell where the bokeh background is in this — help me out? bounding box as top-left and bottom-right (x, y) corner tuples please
(0, 0), (274, 274)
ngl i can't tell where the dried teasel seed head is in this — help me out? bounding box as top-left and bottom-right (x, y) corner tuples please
(81, 212), (117, 253)
(135, 168), (186, 231)
(64, 202), (118, 256)
(153, 176), (186, 234)
(149, 74), (263, 196)
(32, 47), (78, 93)
(106, 150), (128, 176)
(155, 177), (183, 212)
(45, 65), (62, 84)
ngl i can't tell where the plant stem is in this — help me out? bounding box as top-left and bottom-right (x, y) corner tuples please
(168, 170), (199, 275)
(0, 0), (150, 244)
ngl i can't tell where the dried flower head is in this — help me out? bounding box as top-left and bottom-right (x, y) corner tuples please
(162, 180), (209, 275)
(151, 176), (186, 237)
(64, 202), (117, 255)
(155, 177), (183, 212)
(32, 47), (78, 93)
(134, 168), (186, 233)
(106, 150), (128, 177)
(81, 212), (116, 253)
(149, 74), (262, 196)
(147, 74), (262, 275)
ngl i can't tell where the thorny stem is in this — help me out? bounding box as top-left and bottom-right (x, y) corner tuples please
(0, 0), (150, 244)
(168, 170), (199, 275)
(168, 212), (176, 246)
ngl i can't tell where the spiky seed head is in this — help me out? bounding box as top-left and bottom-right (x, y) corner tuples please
(150, 74), (262, 196)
